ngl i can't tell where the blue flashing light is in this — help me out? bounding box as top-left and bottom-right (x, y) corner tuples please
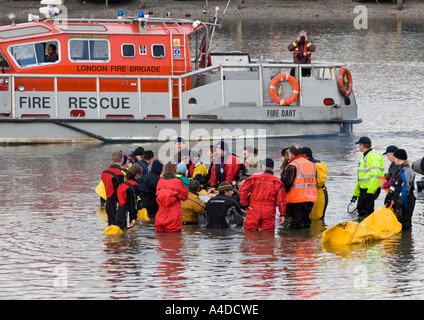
(138, 11), (145, 18)
(118, 10), (124, 17)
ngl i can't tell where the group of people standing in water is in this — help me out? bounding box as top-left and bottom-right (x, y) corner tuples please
(100, 136), (419, 234)
(100, 137), (329, 233)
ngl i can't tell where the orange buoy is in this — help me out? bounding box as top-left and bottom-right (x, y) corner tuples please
(338, 66), (353, 97)
(269, 74), (299, 106)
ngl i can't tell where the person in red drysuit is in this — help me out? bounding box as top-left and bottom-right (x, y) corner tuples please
(239, 158), (287, 231)
(155, 162), (189, 233)
(209, 140), (241, 193)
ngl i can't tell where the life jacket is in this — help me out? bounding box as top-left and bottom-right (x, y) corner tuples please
(286, 156), (317, 203)
(293, 41), (313, 63)
(211, 153), (240, 187)
(188, 157), (208, 179)
(101, 165), (124, 198)
(117, 180), (139, 207)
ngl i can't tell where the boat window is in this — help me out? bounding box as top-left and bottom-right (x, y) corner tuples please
(8, 40), (60, 67)
(152, 44), (165, 58)
(122, 44), (135, 58)
(0, 51), (10, 69)
(69, 39), (110, 62)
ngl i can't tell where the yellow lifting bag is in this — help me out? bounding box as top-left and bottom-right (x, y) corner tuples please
(322, 206), (401, 244)
(103, 225), (123, 235)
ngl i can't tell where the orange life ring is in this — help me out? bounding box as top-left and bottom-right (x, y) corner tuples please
(338, 66), (353, 97)
(269, 74), (299, 106)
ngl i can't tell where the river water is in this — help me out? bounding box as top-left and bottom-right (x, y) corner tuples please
(1, 17), (424, 300)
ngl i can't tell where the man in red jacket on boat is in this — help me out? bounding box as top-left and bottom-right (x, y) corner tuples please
(239, 158), (287, 231)
(208, 141), (241, 193)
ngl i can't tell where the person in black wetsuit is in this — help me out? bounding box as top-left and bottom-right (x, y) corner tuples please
(204, 182), (245, 228)
(115, 164), (143, 230)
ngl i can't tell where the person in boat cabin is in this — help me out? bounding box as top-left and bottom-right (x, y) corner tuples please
(115, 164), (143, 230)
(101, 151), (125, 226)
(288, 31), (316, 77)
(45, 44), (58, 63)
(384, 149), (416, 230)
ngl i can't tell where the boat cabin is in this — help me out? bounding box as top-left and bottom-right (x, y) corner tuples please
(0, 10), (205, 118)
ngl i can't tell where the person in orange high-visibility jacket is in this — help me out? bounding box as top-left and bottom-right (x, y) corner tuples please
(239, 158), (287, 231)
(281, 145), (317, 229)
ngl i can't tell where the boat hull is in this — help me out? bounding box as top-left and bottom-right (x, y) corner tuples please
(0, 117), (361, 144)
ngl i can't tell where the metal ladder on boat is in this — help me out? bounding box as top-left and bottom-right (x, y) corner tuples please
(163, 22), (187, 116)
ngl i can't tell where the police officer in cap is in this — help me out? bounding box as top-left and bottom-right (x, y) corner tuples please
(351, 136), (384, 217)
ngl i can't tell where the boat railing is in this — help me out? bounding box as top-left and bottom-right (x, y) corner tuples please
(0, 62), (345, 119)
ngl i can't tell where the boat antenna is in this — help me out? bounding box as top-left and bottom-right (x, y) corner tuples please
(222, 0), (231, 20)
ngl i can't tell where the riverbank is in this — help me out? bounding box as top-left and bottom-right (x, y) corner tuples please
(1, 0), (424, 23)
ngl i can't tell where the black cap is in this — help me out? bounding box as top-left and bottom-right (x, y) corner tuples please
(174, 137), (185, 144)
(216, 140), (228, 151)
(355, 136), (371, 145)
(265, 158), (274, 168)
(393, 149), (407, 160)
(383, 145), (398, 155)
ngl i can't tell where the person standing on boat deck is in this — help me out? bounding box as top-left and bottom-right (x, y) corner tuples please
(181, 180), (205, 225)
(45, 44), (58, 62)
(239, 158), (287, 231)
(384, 149), (416, 230)
(204, 182), (245, 228)
(302, 147), (328, 220)
(288, 31), (316, 77)
(281, 144), (317, 229)
(115, 164), (143, 230)
(155, 162), (189, 233)
(350, 137), (384, 217)
(208, 141), (241, 193)
(380, 145), (399, 191)
(138, 159), (163, 219)
(101, 151), (125, 226)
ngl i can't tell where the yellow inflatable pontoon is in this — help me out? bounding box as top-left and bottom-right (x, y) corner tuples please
(322, 206), (402, 245)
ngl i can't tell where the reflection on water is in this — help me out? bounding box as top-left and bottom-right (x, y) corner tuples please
(1, 17), (424, 299)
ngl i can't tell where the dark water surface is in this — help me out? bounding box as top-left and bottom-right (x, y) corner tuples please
(1, 17), (424, 299)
